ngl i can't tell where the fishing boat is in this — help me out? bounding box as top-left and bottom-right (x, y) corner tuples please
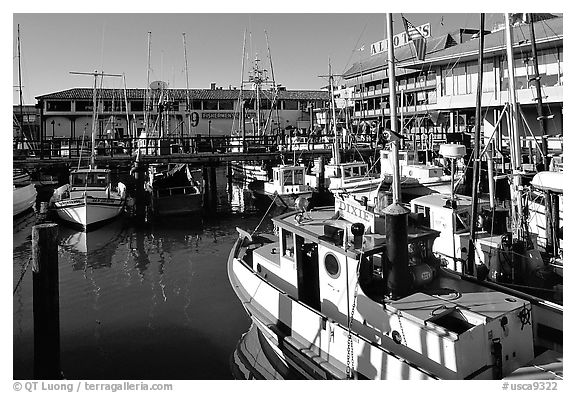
(409, 14), (563, 354)
(50, 71), (126, 230)
(148, 164), (203, 216)
(227, 15), (561, 380)
(253, 164), (313, 208)
(380, 149), (456, 201)
(50, 168), (126, 230)
(13, 169), (37, 216)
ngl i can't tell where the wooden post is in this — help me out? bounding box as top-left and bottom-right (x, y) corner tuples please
(32, 223), (61, 379)
(133, 161), (146, 223)
(202, 166), (217, 212)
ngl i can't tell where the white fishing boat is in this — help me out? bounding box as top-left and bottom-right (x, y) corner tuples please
(409, 14), (563, 354)
(49, 71), (126, 230)
(254, 164), (313, 208)
(50, 168), (126, 230)
(380, 149), (456, 200)
(13, 171), (37, 216)
(228, 14), (561, 379)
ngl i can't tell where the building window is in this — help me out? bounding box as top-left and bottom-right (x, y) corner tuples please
(131, 101), (144, 111)
(284, 100), (298, 110)
(260, 99), (272, 110)
(46, 101), (71, 112)
(219, 100), (234, 110)
(482, 61), (496, 93)
(75, 101), (93, 112)
(203, 100), (218, 110)
(192, 100), (202, 110)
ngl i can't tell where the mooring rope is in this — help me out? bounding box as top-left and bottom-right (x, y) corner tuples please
(13, 256), (32, 295)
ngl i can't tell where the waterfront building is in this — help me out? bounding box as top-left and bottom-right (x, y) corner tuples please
(33, 84), (329, 141)
(341, 14), (563, 153)
(13, 104), (41, 140)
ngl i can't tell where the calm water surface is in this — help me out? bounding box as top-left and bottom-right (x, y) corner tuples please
(13, 167), (284, 379)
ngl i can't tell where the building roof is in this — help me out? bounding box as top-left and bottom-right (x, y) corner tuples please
(409, 15), (563, 67)
(36, 88), (330, 101)
(342, 16), (562, 78)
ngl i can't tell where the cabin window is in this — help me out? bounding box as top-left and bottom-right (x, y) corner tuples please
(324, 253), (340, 279)
(72, 172), (109, 188)
(284, 171), (294, 185)
(344, 167), (353, 178)
(282, 229), (294, 259)
(293, 170), (303, 185)
(455, 211), (471, 232)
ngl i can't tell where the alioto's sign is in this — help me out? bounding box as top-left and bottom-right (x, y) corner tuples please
(370, 23), (431, 56)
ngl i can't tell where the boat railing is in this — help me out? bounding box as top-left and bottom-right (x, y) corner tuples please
(155, 185), (201, 198)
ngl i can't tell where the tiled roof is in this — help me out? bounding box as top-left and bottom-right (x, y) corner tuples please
(36, 88), (330, 101)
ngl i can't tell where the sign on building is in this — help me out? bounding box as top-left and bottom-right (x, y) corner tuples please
(370, 23), (431, 56)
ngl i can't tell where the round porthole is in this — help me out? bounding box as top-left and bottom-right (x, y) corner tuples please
(324, 253), (340, 279)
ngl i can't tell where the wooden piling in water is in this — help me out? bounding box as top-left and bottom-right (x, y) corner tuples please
(32, 223), (61, 379)
(202, 166), (218, 212)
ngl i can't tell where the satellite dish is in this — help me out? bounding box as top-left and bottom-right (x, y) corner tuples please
(150, 80), (168, 90)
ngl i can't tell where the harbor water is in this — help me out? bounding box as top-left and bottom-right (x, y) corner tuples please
(12, 167), (284, 380)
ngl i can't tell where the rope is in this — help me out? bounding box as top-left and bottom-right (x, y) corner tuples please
(13, 256), (32, 295)
(251, 193), (278, 237)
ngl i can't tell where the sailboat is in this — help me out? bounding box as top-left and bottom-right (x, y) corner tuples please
(50, 71), (126, 230)
(227, 14), (561, 380)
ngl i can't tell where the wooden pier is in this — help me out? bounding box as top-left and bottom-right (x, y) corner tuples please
(13, 134), (382, 170)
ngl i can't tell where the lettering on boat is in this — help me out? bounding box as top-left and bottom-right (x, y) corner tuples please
(336, 200), (374, 224)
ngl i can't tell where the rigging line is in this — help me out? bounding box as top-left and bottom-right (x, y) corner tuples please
(335, 22), (369, 86)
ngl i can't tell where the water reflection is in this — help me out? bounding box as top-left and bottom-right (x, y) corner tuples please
(231, 323), (303, 380)
(59, 219), (127, 270)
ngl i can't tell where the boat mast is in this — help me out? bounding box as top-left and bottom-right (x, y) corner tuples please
(466, 13), (486, 276)
(504, 13), (525, 241)
(17, 24), (25, 142)
(329, 60), (341, 165)
(527, 14), (549, 170)
(264, 30), (281, 136)
(384, 13), (410, 300)
(239, 29), (247, 150)
(182, 32), (192, 138)
(145, 32), (152, 136)
(70, 70), (123, 168)
(386, 15), (401, 204)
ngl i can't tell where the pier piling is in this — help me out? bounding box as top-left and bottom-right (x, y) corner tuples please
(32, 223), (61, 379)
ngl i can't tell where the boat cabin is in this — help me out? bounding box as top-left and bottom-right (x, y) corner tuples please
(410, 193), (491, 272)
(70, 169), (111, 190)
(324, 161), (372, 189)
(381, 150), (444, 179)
(236, 194), (535, 378)
(264, 165), (310, 196)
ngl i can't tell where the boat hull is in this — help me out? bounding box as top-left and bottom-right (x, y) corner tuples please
(53, 196), (124, 230)
(153, 193), (203, 216)
(13, 183), (37, 216)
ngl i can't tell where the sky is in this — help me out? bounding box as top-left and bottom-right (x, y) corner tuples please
(10, 4), (549, 106)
